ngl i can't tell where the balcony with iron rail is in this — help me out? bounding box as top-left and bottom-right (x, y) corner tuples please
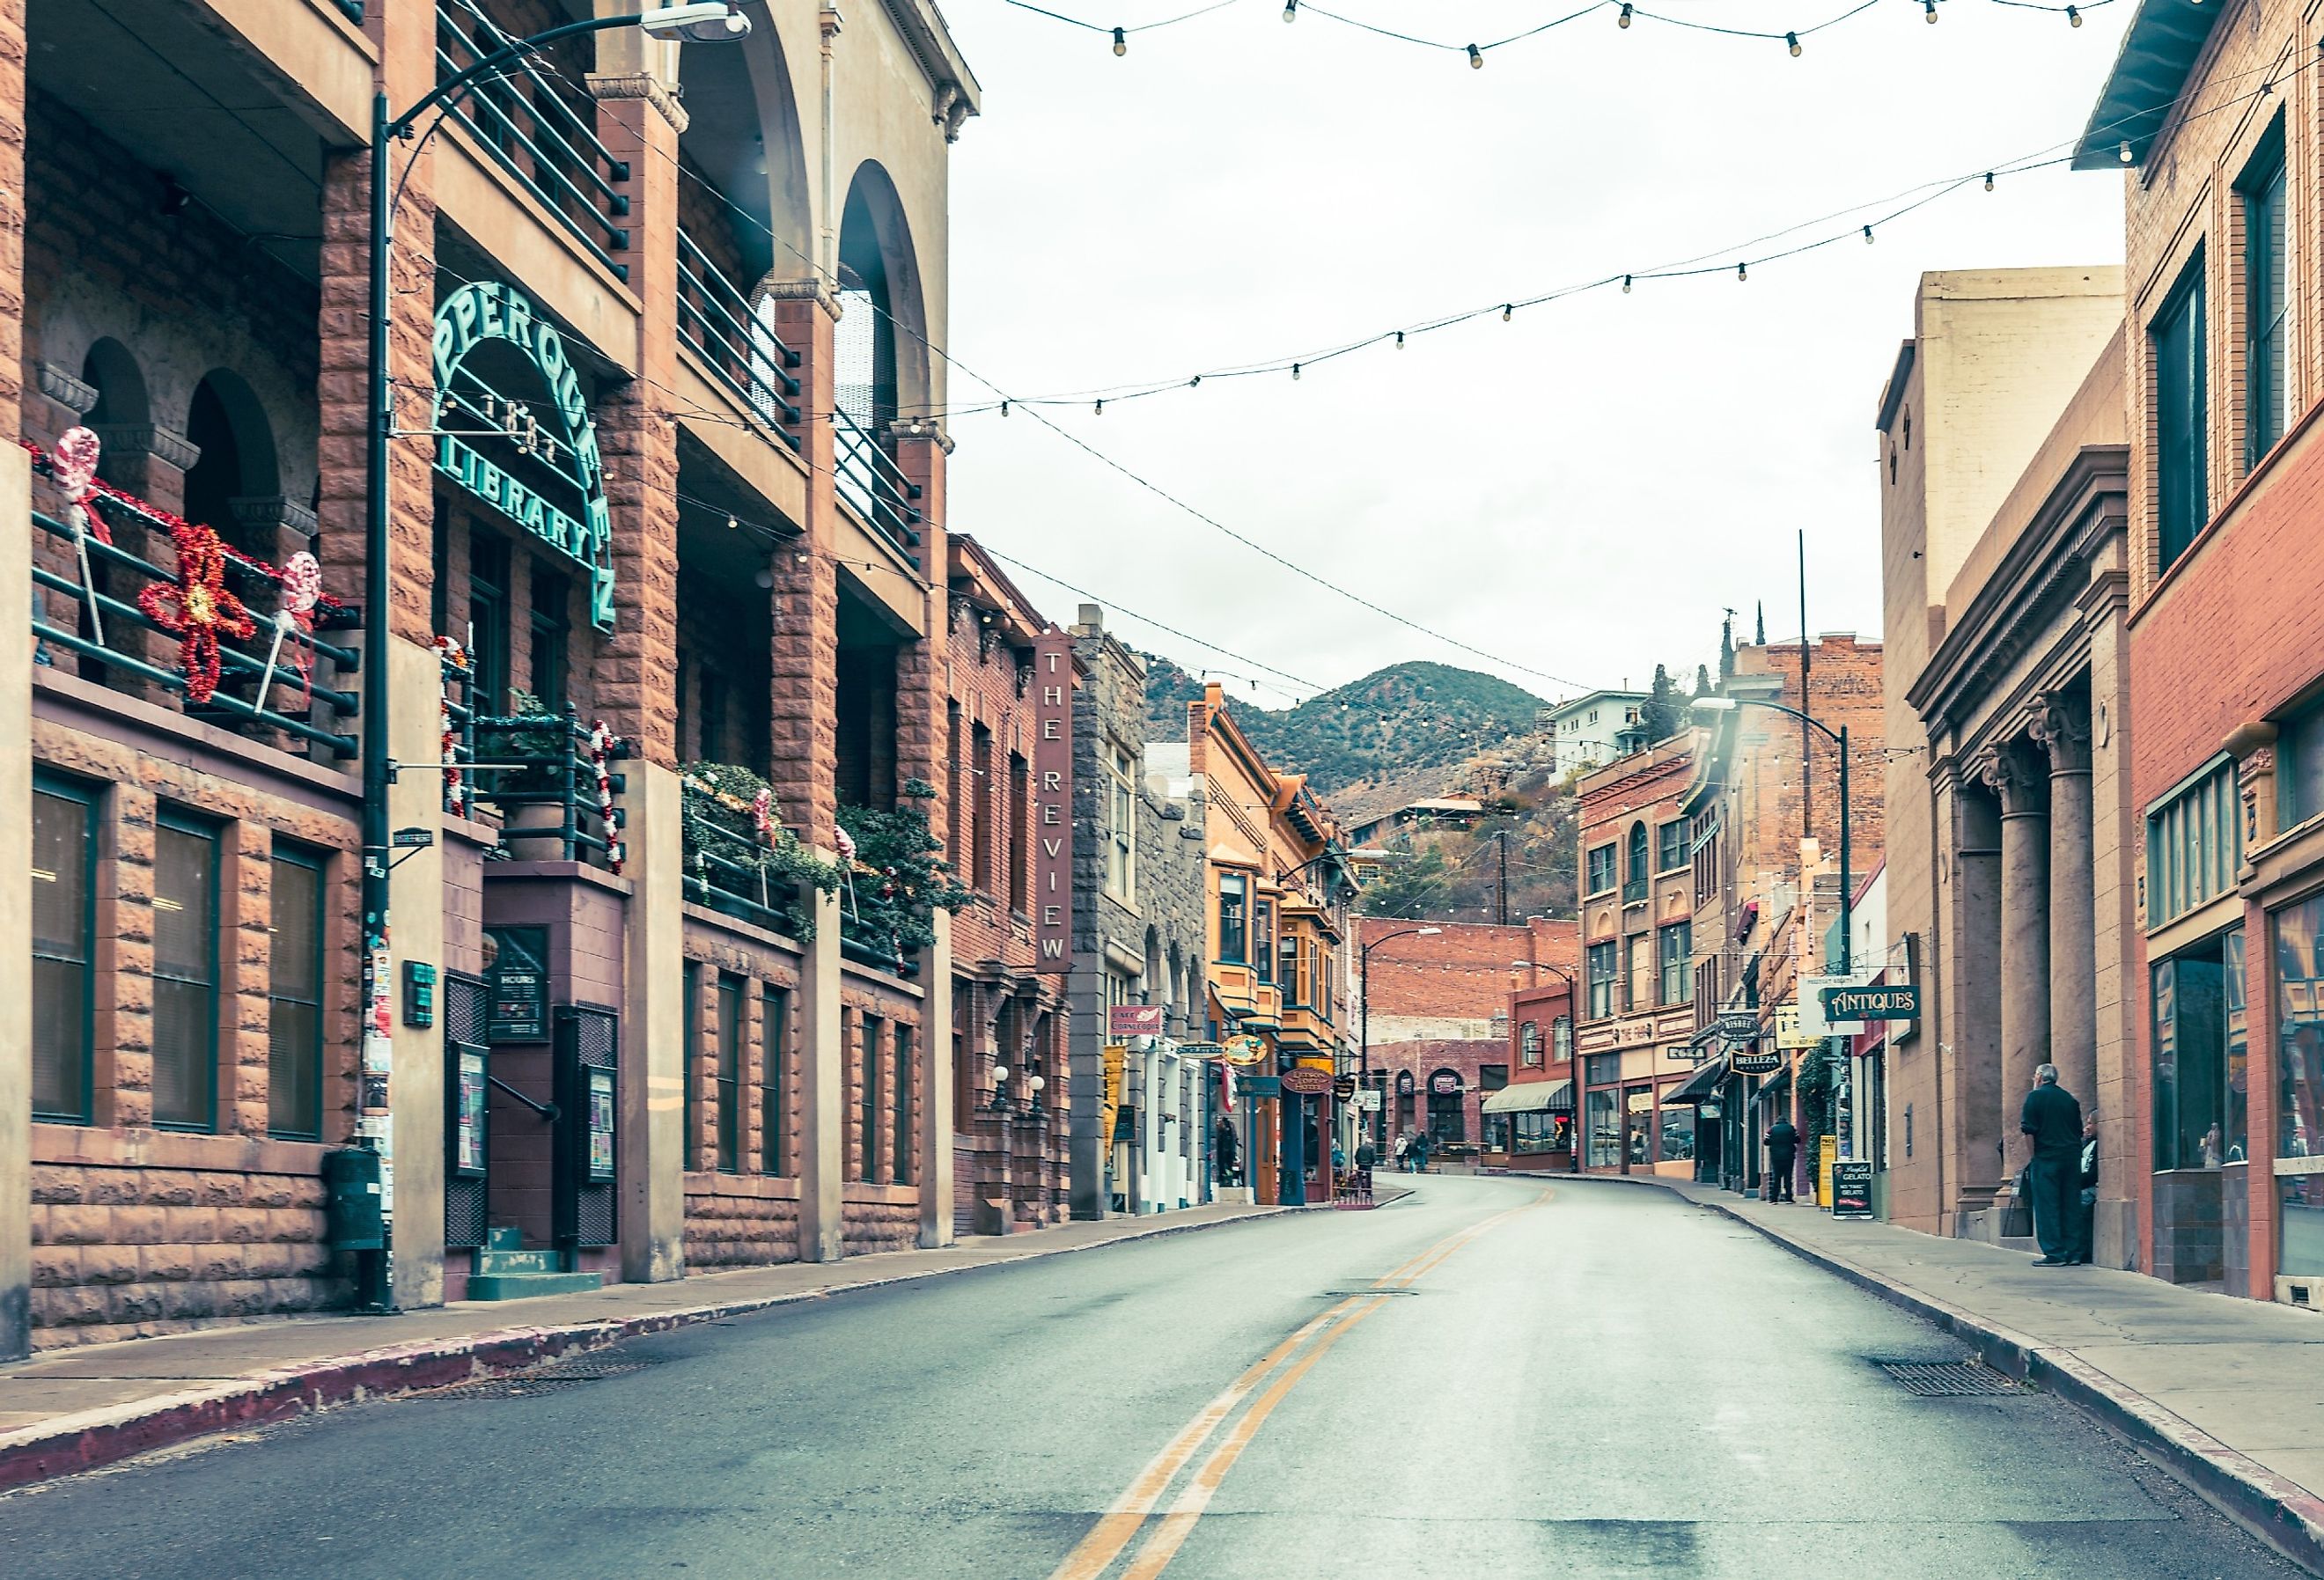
(436, 0), (634, 280)
(675, 224), (804, 452)
(437, 658), (628, 869)
(680, 772), (807, 937)
(833, 405), (924, 569)
(28, 449), (363, 759)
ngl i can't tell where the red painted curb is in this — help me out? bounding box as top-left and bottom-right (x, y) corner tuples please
(0, 1206), (1289, 1495)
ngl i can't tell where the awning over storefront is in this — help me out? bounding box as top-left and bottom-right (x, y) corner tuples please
(1482, 1080), (1571, 1114)
(1663, 1057), (1726, 1106)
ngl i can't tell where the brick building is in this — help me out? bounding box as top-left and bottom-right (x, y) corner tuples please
(941, 539), (1071, 1235)
(1, 0), (1006, 1357)
(1185, 684), (1356, 1206)
(1675, 636), (1886, 1199)
(2071, 0), (2324, 1300)
(1352, 916), (1578, 1159)
(1575, 737), (1701, 1174)
(1065, 603), (1209, 1219)
(1485, 977), (1579, 1170)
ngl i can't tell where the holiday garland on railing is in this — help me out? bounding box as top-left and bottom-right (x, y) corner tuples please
(835, 779), (972, 960)
(433, 635), (471, 815)
(26, 432), (346, 707)
(680, 762), (844, 930)
(587, 720), (624, 874)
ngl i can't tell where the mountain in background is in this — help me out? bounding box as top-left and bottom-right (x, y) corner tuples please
(1142, 658), (1548, 799)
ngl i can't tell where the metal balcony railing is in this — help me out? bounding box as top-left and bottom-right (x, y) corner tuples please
(680, 777), (804, 936)
(676, 225), (803, 452)
(832, 405), (923, 566)
(466, 704), (629, 868)
(436, 0), (632, 278)
(1622, 876), (1649, 903)
(29, 461), (361, 758)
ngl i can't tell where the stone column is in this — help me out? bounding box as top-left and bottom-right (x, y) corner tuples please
(1935, 761), (2003, 1214)
(0, 445), (33, 1361)
(2034, 695), (2097, 1113)
(1981, 740), (2050, 1179)
(618, 762), (685, 1283)
(919, 909), (954, 1246)
(796, 879), (845, 1261)
(2080, 557), (2139, 1270)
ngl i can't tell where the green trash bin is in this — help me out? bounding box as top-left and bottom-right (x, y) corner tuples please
(323, 1143), (386, 1252)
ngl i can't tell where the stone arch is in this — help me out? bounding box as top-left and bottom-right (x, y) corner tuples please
(1144, 924), (1164, 1005)
(835, 159), (931, 423)
(181, 369), (281, 557)
(79, 337), (149, 426)
(1627, 819), (1649, 886)
(678, 20), (812, 286)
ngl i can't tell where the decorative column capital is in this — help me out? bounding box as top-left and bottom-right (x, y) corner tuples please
(2030, 694), (2092, 774)
(1976, 739), (2047, 816)
(587, 73), (688, 135)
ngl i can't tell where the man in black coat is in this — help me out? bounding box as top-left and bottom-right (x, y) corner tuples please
(1763, 1117), (1799, 1202)
(2020, 1062), (2085, 1266)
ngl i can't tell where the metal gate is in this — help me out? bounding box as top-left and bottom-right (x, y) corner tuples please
(444, 971), (491, 1249)
(554, 1003), (619, 1251)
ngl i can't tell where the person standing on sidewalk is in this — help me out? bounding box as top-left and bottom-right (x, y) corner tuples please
(2075, 1111), (2100, 1266)
(1762, 1117), (1799, 1202)
(2020, 1062), (2085, 1266)
(1411, 1133), (1431, 1174)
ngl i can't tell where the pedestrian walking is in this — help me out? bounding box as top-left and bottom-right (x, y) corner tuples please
(2020, 1062), (2085, 1266)
(1762, 1117), (1799, 1202)
(2076, 1113), (2099, 1267)
(1214, 1117), (1239, 1188)
(1411, 1134), (1431, 1174)
(1392, 1133), (1410, 1172)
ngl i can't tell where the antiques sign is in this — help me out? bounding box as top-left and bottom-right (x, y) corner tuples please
(1032, 633), (1073, 972)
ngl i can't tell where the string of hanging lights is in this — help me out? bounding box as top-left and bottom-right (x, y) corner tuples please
(994, 0), (2112, 64)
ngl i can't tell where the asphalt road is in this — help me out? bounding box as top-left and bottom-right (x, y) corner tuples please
(0, 1175), (2303, 1579)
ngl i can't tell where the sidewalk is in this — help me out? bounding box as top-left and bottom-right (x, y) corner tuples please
(0, 1202), (1281, 1493)
(1630, 1174), (2324, 1572)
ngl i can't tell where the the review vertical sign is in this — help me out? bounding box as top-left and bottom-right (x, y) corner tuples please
(1033, 632), (1074, 973)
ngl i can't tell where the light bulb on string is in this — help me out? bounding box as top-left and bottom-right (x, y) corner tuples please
(1112, 26), (1127, 55)
(1786, 31), (1801, 55)
(1000, 400), (1010, 417)
(1394, 330), (1405, 349)
(1292, 363), (1302, 380)
(1923, 0), (1938, 21)
(1863, 224), (1874, 243)
(2119, 139), (2134, 164)
(1501, 304), (1512, 322)
(1984, 172), (1995, 191)
(1189, 375), (1201, 387)
(1618, 3), (1632, 26)
(1095, 398), (1105, 415)
(1467, 42), (1483, 68)
(1283, 0), (1296, 18)
(1622, 275), (1632, 293)
(2066, 4), (2080, 23)
(1737, 261), (1748, 283)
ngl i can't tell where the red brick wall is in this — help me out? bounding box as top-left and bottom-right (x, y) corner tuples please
(1357, 917), (1578, 1019)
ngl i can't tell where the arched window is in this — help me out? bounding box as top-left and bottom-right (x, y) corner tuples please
(1427, 1069), (1466, 1144)
(1625, 821), (1650, 900)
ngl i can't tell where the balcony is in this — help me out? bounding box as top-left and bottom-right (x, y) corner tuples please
(1622, 877), (1649, 904)
(437, 658), (628, 869)
(833, 406), (923, 568)
(436, 0), (633, 280)
(680, 770), (805, 937)
(30, 446), (361, 758)
(676, 225), (804, 452)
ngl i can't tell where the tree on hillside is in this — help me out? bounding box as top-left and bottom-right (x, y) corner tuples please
(1641, 664), (1684, 743)
(1720, 610), (1737, 680)
(1694, 663), (1714, 698)
(1359, 845), (1454, 919)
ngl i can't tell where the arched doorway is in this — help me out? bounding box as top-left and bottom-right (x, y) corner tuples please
(1428, 1069), (1466, 1145)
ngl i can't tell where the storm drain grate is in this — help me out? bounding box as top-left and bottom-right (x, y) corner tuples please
(1875, 1360), (2026, 1397)
(1320, 1288), (1423, 1298)
(411, 1354), (657, 1401)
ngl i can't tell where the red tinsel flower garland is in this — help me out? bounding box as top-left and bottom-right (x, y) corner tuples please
(138, 518), (257, 703)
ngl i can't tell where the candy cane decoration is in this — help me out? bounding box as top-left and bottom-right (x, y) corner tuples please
(589, 721), (623, 873)
(48, 428), (106, 647)
(433, 635), (469, 815)
(254, 550), (322, 709)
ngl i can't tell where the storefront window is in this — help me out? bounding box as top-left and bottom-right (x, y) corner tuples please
(1625, 1086), (1654, 1166)
(1218, 873), (1247, 964)
(1515, 1111), (1570, 1152)
(1586, 1088), (1619, 1168)
(2273, 897), (2324, 1275)
(2152, 939), (2236, 1169)
(1659, 1104), (1695, 1162)
(1427, 1071), (1466, 1144)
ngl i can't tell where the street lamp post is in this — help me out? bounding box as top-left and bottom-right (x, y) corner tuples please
(356, 4), (746, 1308)
(1358, 925), (1440, 1152)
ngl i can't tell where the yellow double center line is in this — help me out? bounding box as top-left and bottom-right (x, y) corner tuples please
(1048, 1191), (1550, 1580)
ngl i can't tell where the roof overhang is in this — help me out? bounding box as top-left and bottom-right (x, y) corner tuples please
(1483, 1079), (1572, 1114)
(2070, 0), (2223, 170)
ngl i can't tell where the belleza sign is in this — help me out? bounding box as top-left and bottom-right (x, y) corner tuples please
(1032, 635), (1073, 972)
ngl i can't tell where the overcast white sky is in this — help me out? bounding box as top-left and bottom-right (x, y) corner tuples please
(936, 0), (2132, 709)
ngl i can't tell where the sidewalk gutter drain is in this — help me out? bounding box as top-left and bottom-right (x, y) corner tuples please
(412, 1354), (657, 1400)
(1874, 1360), (2026, 1397)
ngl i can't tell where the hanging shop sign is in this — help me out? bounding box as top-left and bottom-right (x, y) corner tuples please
(1820, 983), (1921, 1022)
(431, 281), (614, 631)
(1177, 1040), (1225, 1060)
(1715, 1011), (1760, 1041)
(1032, 632), (1074, 972)
(1333, 1074), (1357, 1099)
(1730, 1043), (1782, 1076)
(1109, 1003), (1165, 1038)
(1100, 1046), (1127, 1156)
(1280, 1065), (1335, 1096)
(1773, 1004), (1820, 1050)
(1223, 1034), (1269, 1066)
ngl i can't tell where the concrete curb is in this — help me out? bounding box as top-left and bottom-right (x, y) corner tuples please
(0, 1205), (1290, 1495)
(1623, 1175), (2324, 1576)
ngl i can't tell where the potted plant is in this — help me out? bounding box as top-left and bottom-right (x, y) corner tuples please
(476, 690), (578, 858)
(836, 778), (971, 970)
